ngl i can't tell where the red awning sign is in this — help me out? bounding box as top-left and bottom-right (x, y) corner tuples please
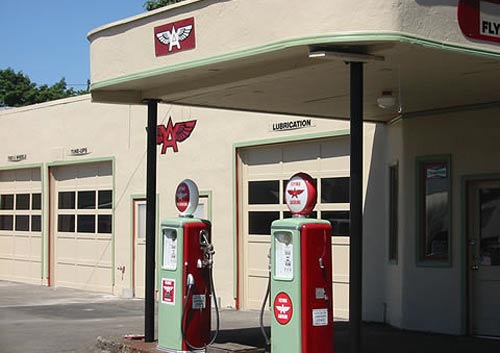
(458, 0), (500, 44)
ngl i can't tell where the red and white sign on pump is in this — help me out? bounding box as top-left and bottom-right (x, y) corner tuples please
(161, 278), (175, 305)
(154, 17), (196, 56)
(274, 292), (293, 325)
(285, 172), (317, 216)
(458, 0), (500, 44)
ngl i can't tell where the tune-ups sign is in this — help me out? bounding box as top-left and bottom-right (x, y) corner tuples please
(273, 292), (293, 325)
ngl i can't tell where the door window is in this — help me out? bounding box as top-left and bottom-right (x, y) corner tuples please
(479, 188), (500, 266)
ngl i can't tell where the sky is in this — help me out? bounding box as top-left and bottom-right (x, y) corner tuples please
(0, 0), (146, 89)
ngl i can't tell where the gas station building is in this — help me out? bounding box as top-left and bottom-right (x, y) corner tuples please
(1, 0), (500, 339)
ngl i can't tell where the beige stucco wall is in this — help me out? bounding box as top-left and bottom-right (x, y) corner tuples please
(1, 96), (386, 311)
(383, 120), (404, 328)
(398, 107), (500, 335)
(6, 94), (497, 334)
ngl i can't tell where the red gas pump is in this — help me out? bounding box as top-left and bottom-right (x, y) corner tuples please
(260, 172), (334, 353)
(158, 179), (219, 353)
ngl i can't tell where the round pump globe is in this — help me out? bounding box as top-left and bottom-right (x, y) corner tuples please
(175, 179), (199, 217)
(285, 172), (317, 216)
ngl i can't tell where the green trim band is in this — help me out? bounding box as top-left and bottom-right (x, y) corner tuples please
(91, 31), (500, 91)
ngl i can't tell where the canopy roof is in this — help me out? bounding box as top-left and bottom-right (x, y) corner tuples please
(88, 0), (500, 122)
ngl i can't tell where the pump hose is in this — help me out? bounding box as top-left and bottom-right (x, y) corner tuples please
(181, 268), (220, 351)
(259, 272), (271, 346)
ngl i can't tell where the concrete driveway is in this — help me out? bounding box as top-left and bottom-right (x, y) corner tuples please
(3, 280), (500, 353)
(0, 281), (145, 353)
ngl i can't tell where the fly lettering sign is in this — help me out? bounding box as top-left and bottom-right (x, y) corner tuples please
(458, 0), (500, 43)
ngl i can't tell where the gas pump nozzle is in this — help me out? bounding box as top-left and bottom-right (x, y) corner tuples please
(200, 230), (215, 268)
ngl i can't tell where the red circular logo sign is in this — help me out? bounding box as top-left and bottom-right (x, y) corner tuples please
(285, 172), (317, 216)
(273, 292), (293, 325)
(175, 182), (190, 213)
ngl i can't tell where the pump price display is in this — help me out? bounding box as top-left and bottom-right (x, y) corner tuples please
(273, 292), (293, 325)
(162, 229), (177, 270)
(274, 233), (293, 280)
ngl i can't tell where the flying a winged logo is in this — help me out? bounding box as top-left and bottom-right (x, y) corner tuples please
(156, 24), (193, 52)
(156, 117), (197, 154)
(287, 188), (305, 198)
(276, 304), (291, 314)
(154, 17), (196, 56)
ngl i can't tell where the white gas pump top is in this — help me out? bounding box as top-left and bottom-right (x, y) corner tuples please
(285, 172), (317, 217)
(175, 179), (199, 217)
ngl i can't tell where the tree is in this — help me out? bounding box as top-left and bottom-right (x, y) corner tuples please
(144, 0), (185, 11)
(0, 68), (87, 107)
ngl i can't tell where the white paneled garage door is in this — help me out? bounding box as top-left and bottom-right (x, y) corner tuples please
(50, 161), (113, 293)
(239, 137), (350, 319)
(0, 168), (43, 284)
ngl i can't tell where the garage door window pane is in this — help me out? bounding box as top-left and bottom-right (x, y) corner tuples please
(15, 215), (29, 231)
(248, 211), (279, 235)
(32, 193), (41, 210)
(98, 190), (112, 209)
(31, 215), (41, 232)
(0, 215), (13, 230)
(77, 215), (95, 233)
(98, 215), (112, 234)
(322, 211), (350, 236)
(249, 181), (280, 204)
(58, 215), (75, 232)
(321, 177), (350, 203)
(0, 194), (14, 210)
(59, 192), (75, 209)
(16, 194), (30, 210)
(78, 191), (96, 209)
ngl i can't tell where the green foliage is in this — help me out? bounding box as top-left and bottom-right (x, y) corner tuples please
(144, 0), (185, 11)
(0, 68), (88, 107)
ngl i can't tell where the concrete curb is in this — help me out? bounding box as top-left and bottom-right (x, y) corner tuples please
(96, 336), (161, 353)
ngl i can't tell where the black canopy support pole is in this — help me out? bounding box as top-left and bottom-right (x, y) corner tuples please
(145, 99), (158, 343)
(349, 62), (364, 353)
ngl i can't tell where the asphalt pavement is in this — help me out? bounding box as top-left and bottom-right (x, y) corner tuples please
(0, 280), (270, 353)
(3, 280), (500, 353)
(0, 281), (146, 353)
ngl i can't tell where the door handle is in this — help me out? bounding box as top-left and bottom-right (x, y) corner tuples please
(468, 240), (477, 246)
(471, 265), (479, 271)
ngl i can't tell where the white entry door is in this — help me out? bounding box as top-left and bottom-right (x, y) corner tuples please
(468, 180), (500, 336)
(133, 199), (146, 298)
